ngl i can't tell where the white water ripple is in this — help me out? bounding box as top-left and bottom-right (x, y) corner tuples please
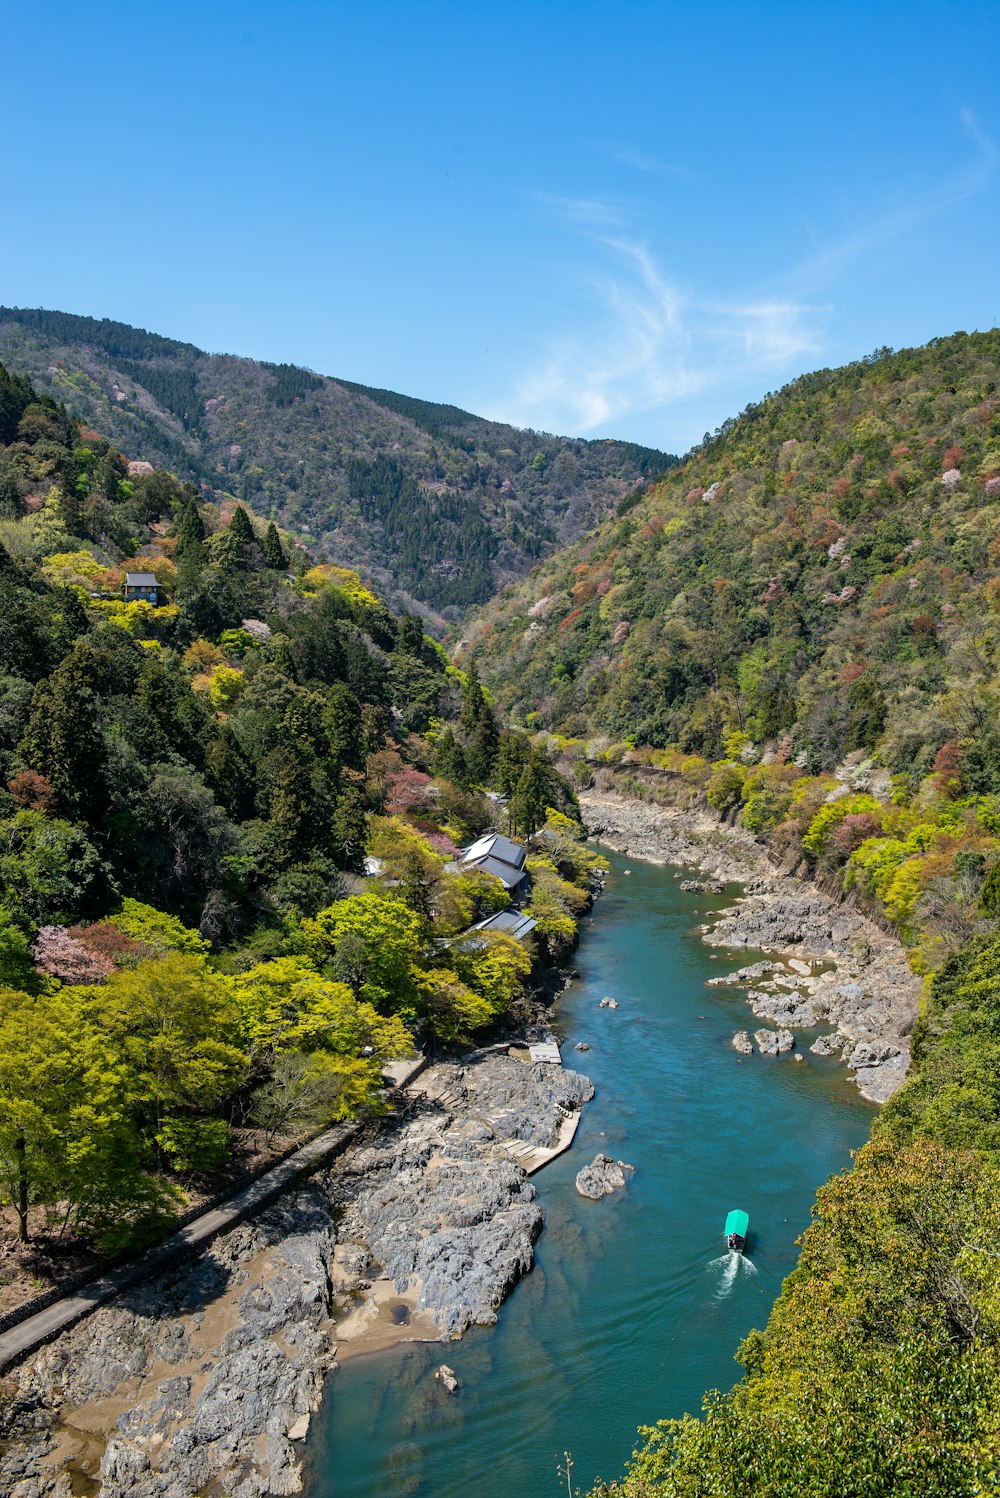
(707, 1250), (759, 1297)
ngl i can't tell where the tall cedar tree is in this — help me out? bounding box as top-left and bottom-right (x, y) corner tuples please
(19, 653), (108, 821)
(176, 498), (206, 563)
(228, 505), (255, 546)
(263, 521), (287, 570)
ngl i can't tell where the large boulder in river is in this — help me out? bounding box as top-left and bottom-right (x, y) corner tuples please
(731, 1030), (753, 1055)
(754, 1028), (795, 1055)
(575, 1154), (635, 1199)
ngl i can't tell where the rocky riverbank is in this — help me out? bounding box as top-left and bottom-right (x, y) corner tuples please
(0, 1047), (592, 1498)
(579, 791), (920, 1105)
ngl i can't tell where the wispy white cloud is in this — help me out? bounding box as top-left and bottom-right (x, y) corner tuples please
(490, 234), (822, 438)
(601, 144), (692, 179)
(530, 192), (625, 227)
(782, 109), (995, 293)
(491, 112), (995, 444)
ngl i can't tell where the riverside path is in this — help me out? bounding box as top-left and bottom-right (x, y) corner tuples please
(0, 1055), (431, 1373)
(0, 1119), (361, 1372)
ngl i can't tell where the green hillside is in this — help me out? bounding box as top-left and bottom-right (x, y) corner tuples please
(0, 307), (674, 621)
(0, 357), (595, 1282)
(460, 330), (1000, 1496)
(464, 331), (1000, 768)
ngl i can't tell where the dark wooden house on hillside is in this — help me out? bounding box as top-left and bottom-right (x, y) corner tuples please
(123, 571), (162, 604)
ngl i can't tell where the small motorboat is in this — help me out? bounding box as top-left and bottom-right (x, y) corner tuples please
(725, 1209), (749, 1253)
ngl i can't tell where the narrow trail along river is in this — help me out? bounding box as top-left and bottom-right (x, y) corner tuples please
(306, 852), (874, 1498)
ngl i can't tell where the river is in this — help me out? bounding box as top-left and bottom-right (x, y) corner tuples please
(304, 850), (874, 1498)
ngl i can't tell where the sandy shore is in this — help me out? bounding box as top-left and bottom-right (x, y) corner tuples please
(580, 790), (920, 1106)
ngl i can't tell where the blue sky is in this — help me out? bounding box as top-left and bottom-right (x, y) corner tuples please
(4, 1), (999, 451)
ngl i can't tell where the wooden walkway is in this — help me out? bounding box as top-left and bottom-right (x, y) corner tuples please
(0, 1121), (361, 1372)
(499, 1110), (581, 1173)
(408, 1061), (582, 1175)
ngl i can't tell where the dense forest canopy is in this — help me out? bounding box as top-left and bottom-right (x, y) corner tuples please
(466, 329), (1000, 777)
(0, 359), (598, 1266)
(0, 306), (676, 622)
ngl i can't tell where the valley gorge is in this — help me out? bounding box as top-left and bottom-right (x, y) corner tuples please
(2, 318), (1000, 1496)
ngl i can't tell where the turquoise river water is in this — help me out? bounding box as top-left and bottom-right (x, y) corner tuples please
(305, 850), (874, 1498)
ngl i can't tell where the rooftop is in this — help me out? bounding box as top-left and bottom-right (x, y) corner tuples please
(467, 854), (529, 890)
(469, 909), (538, 940)
(460, 833), (526, 870)
(125, 571), (159, 587)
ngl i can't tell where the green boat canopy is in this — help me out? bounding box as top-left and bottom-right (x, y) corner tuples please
(725, 1209), (749, 1238)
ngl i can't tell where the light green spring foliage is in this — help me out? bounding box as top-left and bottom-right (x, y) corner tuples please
(0, 804), (596, 1250)
(0, 982), (184, 1251)
(302, 893), (424, 1012)
(108, 898), (210, 954)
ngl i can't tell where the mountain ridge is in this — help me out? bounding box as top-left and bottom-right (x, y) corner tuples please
(461, 327), (1000, 769)
(0, 306), (675, 623)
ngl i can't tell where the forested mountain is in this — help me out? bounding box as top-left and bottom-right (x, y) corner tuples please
(454, 329), (1000, 1495)
(0, 358), (598, 1279)
(0, 307), (673, 621)
(464, 330), (1000, 772)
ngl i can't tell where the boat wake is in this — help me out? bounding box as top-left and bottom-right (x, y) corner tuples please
(708, 1250), (758, 1297)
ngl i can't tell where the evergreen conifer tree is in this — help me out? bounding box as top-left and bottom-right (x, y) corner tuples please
(396, 613), (425, 657)
(60, 463), (84, 536)
(176, 498), (206, 559)
(19, 654), (108, 821)
(433, 726), (471, 788)
(216, 504), (263, 574)
(228, 505), (255, 546)
(100, 451), (125, 503)
(507, 755), (550, 838)
(0, 472), (22, 517)
(262, 521), (287, 570)
(460, 664), (486, 737)
(322, 682), (363, 776)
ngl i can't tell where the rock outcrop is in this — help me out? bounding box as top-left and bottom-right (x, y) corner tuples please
(580, 791), (920, 1104)
(754, 1027), (795, 1055)
(575, 1155), (635, 1200)
(0, 1190), (338, 1498)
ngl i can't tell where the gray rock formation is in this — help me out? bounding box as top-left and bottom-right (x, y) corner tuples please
(599, 996), (619, 1009)
(575, 1155), (635, 1199)
(731, 1030), (753, 1055)
(0, 1048), (594, 1495)
(580, 789), (920, 1104)
(754, 1028), (795, 1055)
(0, 1190), (338, 1498)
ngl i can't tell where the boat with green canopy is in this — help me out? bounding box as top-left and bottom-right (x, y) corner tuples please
(725, 1209), (749, 1252)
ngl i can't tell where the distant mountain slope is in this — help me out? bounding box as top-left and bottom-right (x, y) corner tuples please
(0, 307), (674, 620)
(460, 330), (1000, 776)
